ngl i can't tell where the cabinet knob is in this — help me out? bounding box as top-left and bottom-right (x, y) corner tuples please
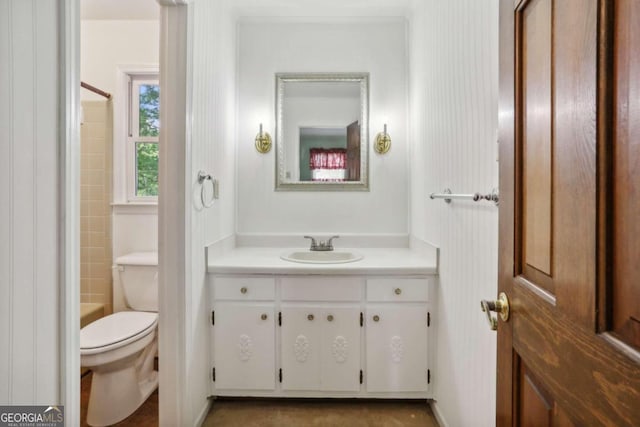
(307, 314), (314, 321)
(261, 313), (268, 320)
(327, 314), (334, 322)
(240, 287), (248, 294)
(373, 315), (380, 322)
(394, 288), (402, 295)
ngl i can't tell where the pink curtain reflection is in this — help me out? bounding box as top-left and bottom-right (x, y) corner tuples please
(309, 148), (347, 181)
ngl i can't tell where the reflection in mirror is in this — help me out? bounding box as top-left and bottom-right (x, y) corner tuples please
(276, 73), (369, 191)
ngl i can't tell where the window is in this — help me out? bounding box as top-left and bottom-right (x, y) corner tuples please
(128, 75), (159, 200)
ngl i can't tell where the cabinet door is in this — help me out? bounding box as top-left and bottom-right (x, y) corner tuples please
(213, 302), (275, 390)
(280, 305), (321, 390)
(320, 306), (361, 391)
(366, 305), (428, 392)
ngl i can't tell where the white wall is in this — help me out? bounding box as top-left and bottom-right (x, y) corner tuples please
(237, 21), (408, 234)
(409, 1), (499, 426)
(0, 0), (60, 404)
(187, 0), (237, 423)
(80, 20), (159, 101)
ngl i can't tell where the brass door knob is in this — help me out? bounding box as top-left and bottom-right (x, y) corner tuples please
(261, 314), (268, 320)
(240, 287), (248, 294)
(373, 315), (380, 322)
(394, 288), (402, 295)
(307, 314), (314, 321)
(327, 314), (334, 322)
(480, 292), (510, 331)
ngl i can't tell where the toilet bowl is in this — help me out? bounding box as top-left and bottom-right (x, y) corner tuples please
(80, 252), (158, 426)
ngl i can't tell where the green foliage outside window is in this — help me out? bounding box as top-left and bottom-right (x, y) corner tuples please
(139, 84), (160, 137)
(136, 84), (159, 196)
(136, 142), (159, 196)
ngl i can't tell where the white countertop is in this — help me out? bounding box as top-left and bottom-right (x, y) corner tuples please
(207, 247), (438, 276)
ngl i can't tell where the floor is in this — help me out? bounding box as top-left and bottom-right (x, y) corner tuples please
(202, 399), (439, 427)
(81, 373), (438, 427)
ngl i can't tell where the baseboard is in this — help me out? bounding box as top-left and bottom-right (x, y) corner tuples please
(430, 401), (449, 427)
(194, 398), (213, 427)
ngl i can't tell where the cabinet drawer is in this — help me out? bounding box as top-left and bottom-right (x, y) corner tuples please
(281, 277), (362, 302)
(213, 277), (275, 300)
(366, 278), (428, 302)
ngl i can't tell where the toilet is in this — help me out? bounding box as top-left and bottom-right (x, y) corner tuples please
(80, 252), (159, 427)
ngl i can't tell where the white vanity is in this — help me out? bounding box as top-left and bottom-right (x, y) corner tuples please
(207, 246), (437, 399)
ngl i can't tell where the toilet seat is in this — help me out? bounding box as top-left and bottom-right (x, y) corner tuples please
(81, 311), (158, 355)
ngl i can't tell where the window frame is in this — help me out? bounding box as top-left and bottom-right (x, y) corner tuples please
(126, 74), (160, 202)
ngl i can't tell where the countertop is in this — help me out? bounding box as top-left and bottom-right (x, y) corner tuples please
(207, 247), (438, 276)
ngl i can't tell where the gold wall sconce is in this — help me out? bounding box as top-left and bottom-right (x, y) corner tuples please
(374, 124), (391, 154)
(255, 123), (272, 153)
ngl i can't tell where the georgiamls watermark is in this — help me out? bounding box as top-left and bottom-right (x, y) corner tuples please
(0, 406), (64, 427)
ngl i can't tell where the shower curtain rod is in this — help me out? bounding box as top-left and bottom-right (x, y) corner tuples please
(81, 81), (111, 99)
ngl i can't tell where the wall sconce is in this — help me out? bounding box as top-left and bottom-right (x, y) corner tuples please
(374, 124), (391, 154)
(255, 123), (272, 153)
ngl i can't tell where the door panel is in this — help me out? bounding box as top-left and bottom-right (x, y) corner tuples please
(518, 361), (553, 427)
(320, 307), (360, 391)
(522, 0), (553, 278)
(498, 0), (640, 425)
(213, 303), (275, 390)
(365, 305), (428, 393)
(280, 305), (321, 390)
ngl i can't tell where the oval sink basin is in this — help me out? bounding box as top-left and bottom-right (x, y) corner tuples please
(281, 251), (363, 264)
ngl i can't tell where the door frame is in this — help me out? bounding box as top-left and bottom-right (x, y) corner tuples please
(59, 1), (80, 426)
(59, 0), (192, 425)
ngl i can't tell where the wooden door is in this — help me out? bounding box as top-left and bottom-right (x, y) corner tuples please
(213, 303), (275, 390)
(496, 0), (640, 425)
(319, 307), (361, 391)
(346, 120), (360, 181)
(365, 305), (428, 393)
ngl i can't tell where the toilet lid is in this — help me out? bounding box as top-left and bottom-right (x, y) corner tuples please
(80, 311), (158, 350)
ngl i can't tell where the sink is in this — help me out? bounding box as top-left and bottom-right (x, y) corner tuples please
(281, 251), (363, 264)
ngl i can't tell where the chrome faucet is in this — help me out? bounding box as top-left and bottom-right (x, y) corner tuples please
(304, 235), (340, 251)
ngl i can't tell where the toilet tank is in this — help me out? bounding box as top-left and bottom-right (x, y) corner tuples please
(115, 252), (158, 312)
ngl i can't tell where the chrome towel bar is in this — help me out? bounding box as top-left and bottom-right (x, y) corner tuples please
(430, 188), (499, 205)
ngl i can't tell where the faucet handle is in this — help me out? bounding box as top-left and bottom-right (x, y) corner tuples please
(303, 236), (317, 249)
(327, 235), (340, 248)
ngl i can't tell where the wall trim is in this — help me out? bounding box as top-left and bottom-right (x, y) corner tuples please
(112, 202), (158, 215)
(157, 3), (191, 426)
(194, 399), (212, 427)
(113, 64), (159, 205)
(59, 0), (80, 425)
(430, 401), (450, 427)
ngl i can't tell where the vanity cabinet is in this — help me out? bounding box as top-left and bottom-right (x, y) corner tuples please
(210, 274), (433, 398)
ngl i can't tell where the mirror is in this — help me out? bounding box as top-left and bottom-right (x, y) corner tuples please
(275, 73), (369, 191)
